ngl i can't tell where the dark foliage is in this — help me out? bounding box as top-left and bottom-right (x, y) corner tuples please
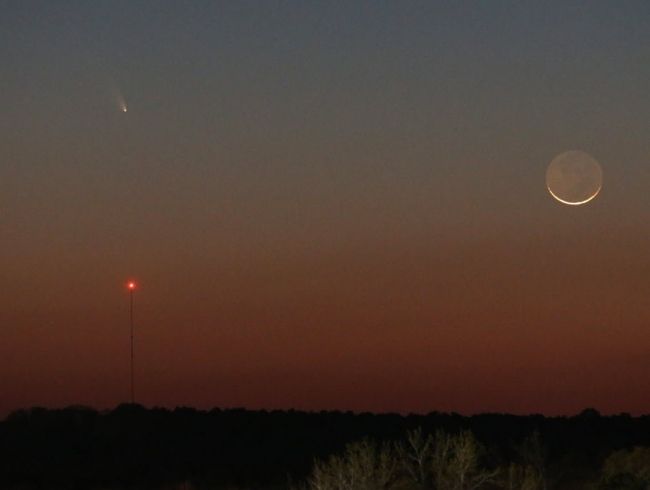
(1, 405), (649, 489)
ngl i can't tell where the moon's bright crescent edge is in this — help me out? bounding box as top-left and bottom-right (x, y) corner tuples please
(547, 184), (602, 206)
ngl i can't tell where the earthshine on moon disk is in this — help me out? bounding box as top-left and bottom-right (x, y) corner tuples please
(546, 150), (603, 206)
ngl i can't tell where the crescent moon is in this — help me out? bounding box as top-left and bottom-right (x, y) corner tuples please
(546, 150), (603, 206)
(547, 183), (601, 206)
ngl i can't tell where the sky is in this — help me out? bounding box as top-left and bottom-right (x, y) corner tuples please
(2, 1), (650, 417)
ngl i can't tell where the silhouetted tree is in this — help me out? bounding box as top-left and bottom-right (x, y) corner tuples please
(500, 463), (543, 490)
(516, 432), (548, 490)
(597, 447), (650, 490)
(398, 428), (434, 490)
(439, 431), (499, 490)
(307, 439), (403, 490)
(398, 429), (497, 490)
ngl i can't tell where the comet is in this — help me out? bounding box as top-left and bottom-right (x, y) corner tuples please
(108, 80), (129, 113)
(111, 85), (128, 113)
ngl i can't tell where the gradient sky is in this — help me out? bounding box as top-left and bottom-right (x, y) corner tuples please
(2, 1), (650, 417)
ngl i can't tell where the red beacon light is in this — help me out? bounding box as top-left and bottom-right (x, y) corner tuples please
(127, 281), (137, 291)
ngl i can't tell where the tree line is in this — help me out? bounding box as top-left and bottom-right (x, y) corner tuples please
(1, 405), (649, 489)
(298, 428), (650, 490)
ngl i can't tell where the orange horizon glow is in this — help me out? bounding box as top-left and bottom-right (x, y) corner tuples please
(4, 1), (650, 419)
